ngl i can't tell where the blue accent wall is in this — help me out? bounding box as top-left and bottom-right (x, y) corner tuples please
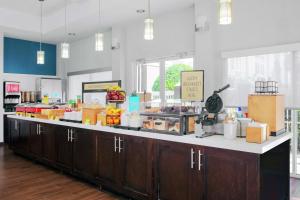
(4, 37), (56, 76)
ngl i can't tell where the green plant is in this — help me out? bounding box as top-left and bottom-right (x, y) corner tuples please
(152, 64), (192, 91)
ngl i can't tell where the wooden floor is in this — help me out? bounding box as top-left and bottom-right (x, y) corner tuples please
(1, 145), (300, 200)
(0, 145), (126, 200)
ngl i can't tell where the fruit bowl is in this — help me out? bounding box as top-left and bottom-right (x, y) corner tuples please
(106, 90), (126, 103)
(106, 114), (121, 126)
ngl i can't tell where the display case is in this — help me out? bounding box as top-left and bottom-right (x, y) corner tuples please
(141, 112), (197, 135)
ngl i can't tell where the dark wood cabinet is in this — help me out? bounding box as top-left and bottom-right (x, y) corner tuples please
(18, 120), (30, 153)
(56, 126), (73, 171)
(97, 132), (120, 186)
(73, 128), (97, 179)
(97, 133), (154, 199)
(121, 136), (154, 200)
(203, 147), (259, 200)
(189, 146), (205, 200)
(4, 114), (11, 144)
(29, 122), (42, 158)
(29, 122), (56, 163)
(9, 118), (19, 149)
(156, 141), (204, 200)
(56, 126), (97, 178)
(8, 117), (290, 200)
(40, 123), (56, 164)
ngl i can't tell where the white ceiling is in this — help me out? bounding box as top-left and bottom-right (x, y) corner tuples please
(0, 0), (194, 43)
(0, 0), (86, 16)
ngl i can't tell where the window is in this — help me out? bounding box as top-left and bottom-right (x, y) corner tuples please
(145, 62), (160, 102)
(165, 58), (193, 103)
(223, 52), (293, 107)
(136, 57), (194, 103)
(68, 71), (112, 100)
(223, 47), (300, 177)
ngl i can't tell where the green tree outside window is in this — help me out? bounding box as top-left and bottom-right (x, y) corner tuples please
(152, 64), (193, 91)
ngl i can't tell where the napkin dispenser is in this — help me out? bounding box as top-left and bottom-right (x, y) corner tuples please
(246, 122), (270, 144)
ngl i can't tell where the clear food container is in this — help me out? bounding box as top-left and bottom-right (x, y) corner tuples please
(140, 113), (197, 135)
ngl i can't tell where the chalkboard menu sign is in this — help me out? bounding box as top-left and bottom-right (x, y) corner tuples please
(180, 70), (204, 102)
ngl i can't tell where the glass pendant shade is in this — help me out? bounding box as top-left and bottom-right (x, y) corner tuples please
(219, 0), (232, 25)
(61, 42), (70, 59)
(37, 50), (45, 65)
(95, 33), (104, 51)
(144, 18), (154, 40)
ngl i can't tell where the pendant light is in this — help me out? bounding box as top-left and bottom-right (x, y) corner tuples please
(219, 0), (232, 25)
(95, 0), (104, 51)
(37, 0), (45, 65)
(61, 0), (70, 59)
(144, 0), (154, 40)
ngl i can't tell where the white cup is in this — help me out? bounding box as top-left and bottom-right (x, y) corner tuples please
(224, 121), (237, 140)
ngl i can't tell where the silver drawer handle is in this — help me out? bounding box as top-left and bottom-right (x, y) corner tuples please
(70, 129), (75, 142)
(67, 129), (70, 142)
(114, 136), (118, 152)
(198, 150), (203, 171)
(191, 148), (195, 169)
(38, 124), (42, 135)
(118, 137), (123, 153)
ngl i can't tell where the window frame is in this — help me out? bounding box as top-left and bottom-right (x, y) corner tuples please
(135, 55), (194, 104)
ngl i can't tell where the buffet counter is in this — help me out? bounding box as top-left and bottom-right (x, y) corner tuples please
(8, 115), (292, 154)
(7, 114), (291, 200)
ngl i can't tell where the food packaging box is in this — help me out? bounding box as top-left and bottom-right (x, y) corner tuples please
(142, 116), (154, 129)
(246, 122), (270, 144)
(41, 109), (65, 119)
(153, 118), (168, 131)
(248, 95), (285, 136)
(82, 108), (103, 125)
(34, 114), (49, 120)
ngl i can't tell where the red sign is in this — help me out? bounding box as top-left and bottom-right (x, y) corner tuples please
(6, 83), (20, 93)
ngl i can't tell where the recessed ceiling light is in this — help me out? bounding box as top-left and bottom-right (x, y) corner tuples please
(136, 9), (145, 14)
(68, 33), (76, 36)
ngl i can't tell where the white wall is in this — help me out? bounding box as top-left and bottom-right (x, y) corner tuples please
(111, 26), (127, 88)
(3, 73), (59, 91)
(195, 0), (300, 98)
(61, 7), (195, 94)
(124, 6), (195, 93)
(57, 31), (112, 78)
(57, 0), (300, 102)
